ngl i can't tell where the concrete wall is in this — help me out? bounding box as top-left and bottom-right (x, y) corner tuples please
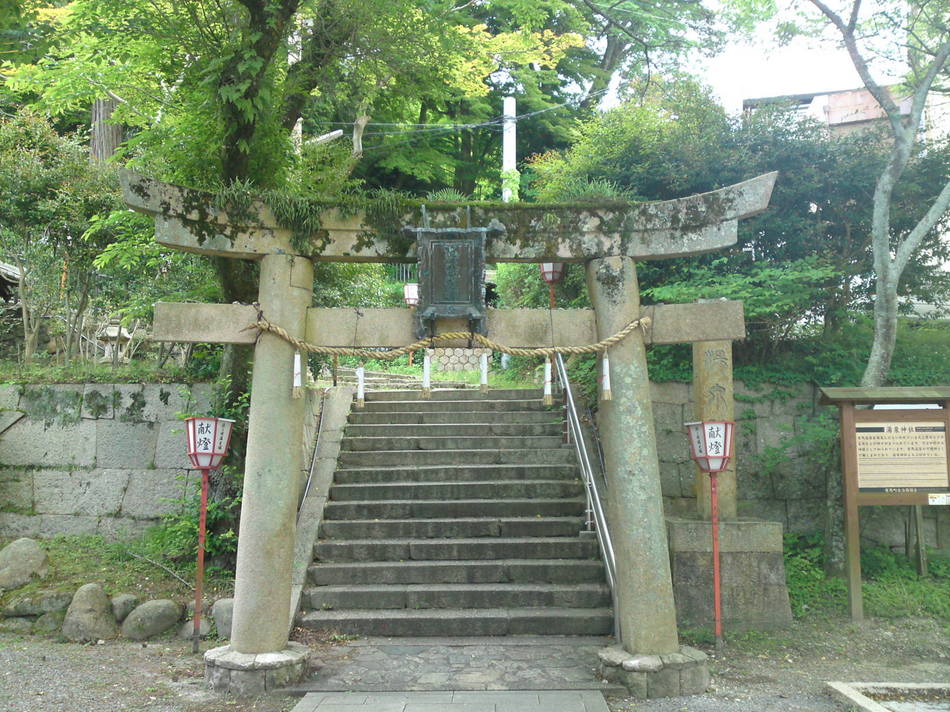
(0, 383), (212, 539)
(647, 381), (950, 551)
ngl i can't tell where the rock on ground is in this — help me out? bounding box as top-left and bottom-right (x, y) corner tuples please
(177, 617), (211, 639)
(62, 583), (118, 642)
(111, 593), (139, 623)
(2, 589), (71, 617)
(34, 609), (66, 634)
(0, 538), (49, 591)
(0, 617), (33, 634)
(212, 598), (234, 639)
(122, 599), (182, 641)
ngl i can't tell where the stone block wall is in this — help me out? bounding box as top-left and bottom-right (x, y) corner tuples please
(644, 381), (949, 551)
(0, 383), (211, 539)
(1, 380), (947, 551)
(430, 347), (491, 372)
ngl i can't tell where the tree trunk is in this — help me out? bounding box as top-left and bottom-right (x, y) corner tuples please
(90, 98), (123, 162)
(861, 269), (899, 387)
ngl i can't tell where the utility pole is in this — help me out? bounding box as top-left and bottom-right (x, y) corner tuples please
(502, 96), (516, 202)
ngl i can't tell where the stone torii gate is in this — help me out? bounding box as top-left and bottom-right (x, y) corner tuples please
(122, 170), (776, 694)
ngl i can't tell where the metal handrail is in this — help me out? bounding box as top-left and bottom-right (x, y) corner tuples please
(553, 353), (621, 643)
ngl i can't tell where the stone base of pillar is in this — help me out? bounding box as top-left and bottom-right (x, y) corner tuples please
(204, 642), (310, 695)
(598, 645), (709, 698)
(667, 517), (792, 630)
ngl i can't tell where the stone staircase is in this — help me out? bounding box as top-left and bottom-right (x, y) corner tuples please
(298, 387), (613, 637)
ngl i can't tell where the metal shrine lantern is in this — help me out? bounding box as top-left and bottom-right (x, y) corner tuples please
(183, 415), (234, 654)
(403, 282), (420, 307)
(184, 416), (235, 470)
(685, 420), (735, 474)
(684, 419), (735, 651)
(408, 224), (489, 339)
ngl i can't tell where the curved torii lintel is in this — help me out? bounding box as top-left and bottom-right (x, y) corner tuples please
(120, 170), (777, 263)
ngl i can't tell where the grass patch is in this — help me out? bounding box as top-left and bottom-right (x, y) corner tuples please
(0, 533), (234, 609)
(784, 533), (950, 621)
(0, 358), (202, 385)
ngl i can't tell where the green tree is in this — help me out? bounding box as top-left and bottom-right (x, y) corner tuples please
(520, 79), (950, 366)
(759, 0), (950, 385)
(0, 109), (122, 361)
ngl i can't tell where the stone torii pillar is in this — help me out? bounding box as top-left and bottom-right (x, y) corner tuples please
(121, 170), (776, 696)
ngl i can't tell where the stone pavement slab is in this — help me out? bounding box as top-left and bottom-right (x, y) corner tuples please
(290, 689), (610, 712)
(289, 636), (620, 693)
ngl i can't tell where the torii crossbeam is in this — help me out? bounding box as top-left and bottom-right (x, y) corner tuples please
(123, 171), (776, 694)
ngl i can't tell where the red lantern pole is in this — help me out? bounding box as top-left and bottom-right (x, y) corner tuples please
(193, 466), (210, 654)
(548, 283), (556, 310)
(684, 420), (734, 652)
(184, 416), (234, 655)
(710, 471), (723, 651)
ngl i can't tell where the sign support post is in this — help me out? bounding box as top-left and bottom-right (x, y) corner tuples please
(821, 387), (950, 622)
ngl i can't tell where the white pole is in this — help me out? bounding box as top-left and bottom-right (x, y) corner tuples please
(543, 357), (553, 406)
(422, 351), (432, 399)
(292, 352), (303, 399)
(479, 351), (489, 393)
(355, 366), (365, 408)
(502, 96), (516, 202)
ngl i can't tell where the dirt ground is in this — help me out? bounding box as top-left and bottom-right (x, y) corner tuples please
(0, 617), (946, 712)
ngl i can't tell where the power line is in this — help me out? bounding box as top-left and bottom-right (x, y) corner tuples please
(313, 88), (612, 142)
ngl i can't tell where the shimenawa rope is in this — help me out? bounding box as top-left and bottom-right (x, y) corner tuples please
(247, 315), (651, 360)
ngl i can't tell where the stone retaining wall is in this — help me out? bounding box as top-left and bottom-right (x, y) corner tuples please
(0, 381), (947, 550)
(0, 383), (213, 539)
(647, 381), (949, 551)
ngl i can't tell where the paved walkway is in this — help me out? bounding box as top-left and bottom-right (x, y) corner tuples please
(288, 636), (617, 692)
(291, 690), (610, 711)
(287, 636), (614, 712)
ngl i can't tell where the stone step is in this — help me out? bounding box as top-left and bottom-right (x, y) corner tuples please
(344, 422), (562, 438)
(359, 399), (551, 413)
(338, 448), (576, 467)
(320, 517), (583, 540)
(349, 410), (560, 425)
(314, 536), (598, 562)
(303, 583), (610, 611)
(333, 464), (577, 484)
(337, 378), (473, 390)
(308, 559), (606, 586)
(329, 480), (584, 502)
(341, 435), (567, 452)
(366, 389), (541, 402)
(296, 607), (613, 637)
(323, 498), (586, 520)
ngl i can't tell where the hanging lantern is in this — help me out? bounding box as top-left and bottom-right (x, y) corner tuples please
(684, 420), (736, 473)
(539, 263), (564, 310)
(403, 282), (420, 307)
(539, 263), (564, 284)
(184, 416), (235, 470)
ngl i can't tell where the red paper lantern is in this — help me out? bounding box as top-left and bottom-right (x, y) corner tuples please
(184, 416), (235, 470)
(684, 420), (735, 473)
(539, 262), (564, 284)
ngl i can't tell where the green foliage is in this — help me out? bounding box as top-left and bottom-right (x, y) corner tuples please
(140, 484), (241, 579)
(783, 532), (950, 621)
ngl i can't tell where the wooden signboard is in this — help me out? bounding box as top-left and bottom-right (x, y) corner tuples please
(819, 387), (950, 621)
